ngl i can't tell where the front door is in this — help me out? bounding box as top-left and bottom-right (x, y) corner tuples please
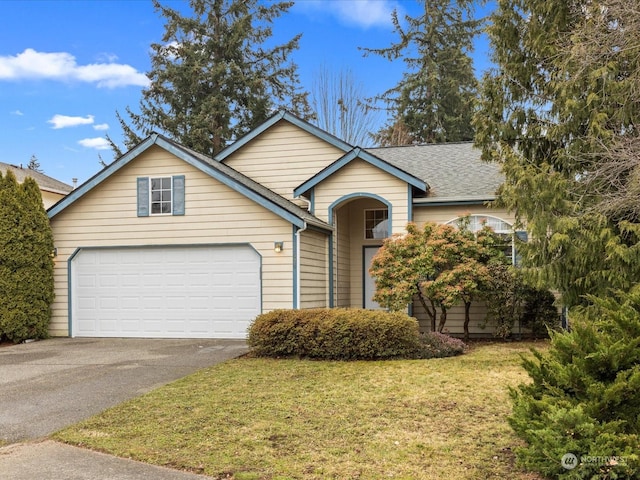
(363, 246), (383, 309)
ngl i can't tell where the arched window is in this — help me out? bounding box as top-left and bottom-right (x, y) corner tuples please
(446, 215), (526, 264)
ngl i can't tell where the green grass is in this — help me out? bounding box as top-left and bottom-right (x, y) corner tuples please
(54, 341), (547, 479)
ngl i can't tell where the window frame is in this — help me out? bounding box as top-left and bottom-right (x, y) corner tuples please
(364, 208), (389, 239)
(149, 176), (173, 215)
(446, 214), (525, 265)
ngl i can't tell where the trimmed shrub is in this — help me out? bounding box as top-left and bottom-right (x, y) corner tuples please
(418, 331), (468, 359)
(509, 290), (640, 479)
(247, 308), (422, 360)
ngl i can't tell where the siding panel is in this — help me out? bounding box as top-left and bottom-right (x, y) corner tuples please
(222, 121), (345, 204)
(50, 146), (295, 336)
(299, 229), (328, 308)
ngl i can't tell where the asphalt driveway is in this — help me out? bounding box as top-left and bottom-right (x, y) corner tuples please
(0, 337), (248, 479)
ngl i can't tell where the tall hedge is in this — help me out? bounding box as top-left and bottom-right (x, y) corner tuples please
(0, 171), (55, 342)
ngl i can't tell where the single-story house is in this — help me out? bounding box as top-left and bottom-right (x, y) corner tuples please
(1, 162), (74, 209)
(47, 110), (515, 339)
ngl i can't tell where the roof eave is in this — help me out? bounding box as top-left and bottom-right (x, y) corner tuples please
(294, 147), (427, 198)
(49, 133), (329, 232)
(48, 134), (160, 218)
(413, 197), (496, 207)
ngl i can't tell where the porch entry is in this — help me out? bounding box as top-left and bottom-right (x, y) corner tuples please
(363, 246), (383, 309)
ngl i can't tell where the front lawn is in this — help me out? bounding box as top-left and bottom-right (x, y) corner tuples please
(54, 341), (547, 479)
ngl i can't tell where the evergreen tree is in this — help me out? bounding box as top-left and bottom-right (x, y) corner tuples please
(363, 0), (480, 145)
(509, 290), (640, 478)
(0, 172), (54, 342)
(474, 0), (640, 306)
(111, 0), (311, 157)
(27, 154), (42, 173)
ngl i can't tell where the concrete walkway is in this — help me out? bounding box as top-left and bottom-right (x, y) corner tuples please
(0, 337), (249, 478)
(0, 441), (213, 480)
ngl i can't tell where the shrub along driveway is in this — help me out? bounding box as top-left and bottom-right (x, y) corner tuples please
(0, 337), (248, 444)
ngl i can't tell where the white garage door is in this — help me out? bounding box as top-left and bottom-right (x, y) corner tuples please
(71, 245), (261, 339)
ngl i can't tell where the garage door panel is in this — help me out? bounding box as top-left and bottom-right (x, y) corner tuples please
(72, 245), (260, 339)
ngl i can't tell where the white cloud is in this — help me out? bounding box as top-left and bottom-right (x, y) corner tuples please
(296, 0), (396, 29)
(48, 114), (94, 129)
(0, 48), (149, 88)
(78, 137), (111, 150)
(11, 110), (23, 115)
(97, 52), (119, 63)
(93, 123), (109, 131)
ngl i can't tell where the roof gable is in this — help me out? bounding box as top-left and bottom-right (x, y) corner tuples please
(47, 134), (330, 232)
(293, 147), (427, 198)
(214, 110), (353, 162)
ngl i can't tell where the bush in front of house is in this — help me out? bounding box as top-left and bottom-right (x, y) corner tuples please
(0, 172), (54, 343)
(418, 331), (468, 359)
(248, 308), (424, 360)
(520, 286), (561, 338)
(509, 290), (640, 479)
(483, 263), (559, 340)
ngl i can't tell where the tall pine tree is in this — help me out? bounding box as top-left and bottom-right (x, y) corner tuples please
(474, 0), (640, 306)
(363, 0), (480, 145)
(111, 0), (311, 157)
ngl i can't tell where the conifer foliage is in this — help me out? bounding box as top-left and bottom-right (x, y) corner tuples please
(474, 0), (640, 306)
(112, 0), (310, 158)
(363, 0), (480, 145)
(0, 172), (54, 342)
(509, 290), (640, 478)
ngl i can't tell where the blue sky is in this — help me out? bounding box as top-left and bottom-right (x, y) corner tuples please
(0, 0), (493, 186)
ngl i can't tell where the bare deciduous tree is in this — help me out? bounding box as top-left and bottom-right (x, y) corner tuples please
(310, 65), (380, 146)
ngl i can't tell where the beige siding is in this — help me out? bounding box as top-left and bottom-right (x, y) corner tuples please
(313, 159), (410, 308)
(299, 229), (328, 308)
(346, 199), (387, 308)
(410, 204), (518, 337)
(42, 190), (66, 209)
(223, 121), (345, 205)
(314, 159), (409, 230)
(335, 209), (351, 307)
(49, 145), (295, 337)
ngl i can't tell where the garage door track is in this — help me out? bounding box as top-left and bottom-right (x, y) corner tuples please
(0, 337), (248, 479)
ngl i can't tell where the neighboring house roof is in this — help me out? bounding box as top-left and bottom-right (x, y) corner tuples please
(47, 133), (331, 232)
(294, 147), (427, 198)
(0, 161), (73, 195)
(366, 142), (503, 204)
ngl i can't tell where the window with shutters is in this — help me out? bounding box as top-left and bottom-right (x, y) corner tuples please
(137, 175), (185, 217)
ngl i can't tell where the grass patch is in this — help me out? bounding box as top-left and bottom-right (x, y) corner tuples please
(54, 341), (547, 479)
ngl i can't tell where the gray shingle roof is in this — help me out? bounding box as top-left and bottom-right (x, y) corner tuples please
(0, 162), (73, 194)
(365, 142), (503, 203)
